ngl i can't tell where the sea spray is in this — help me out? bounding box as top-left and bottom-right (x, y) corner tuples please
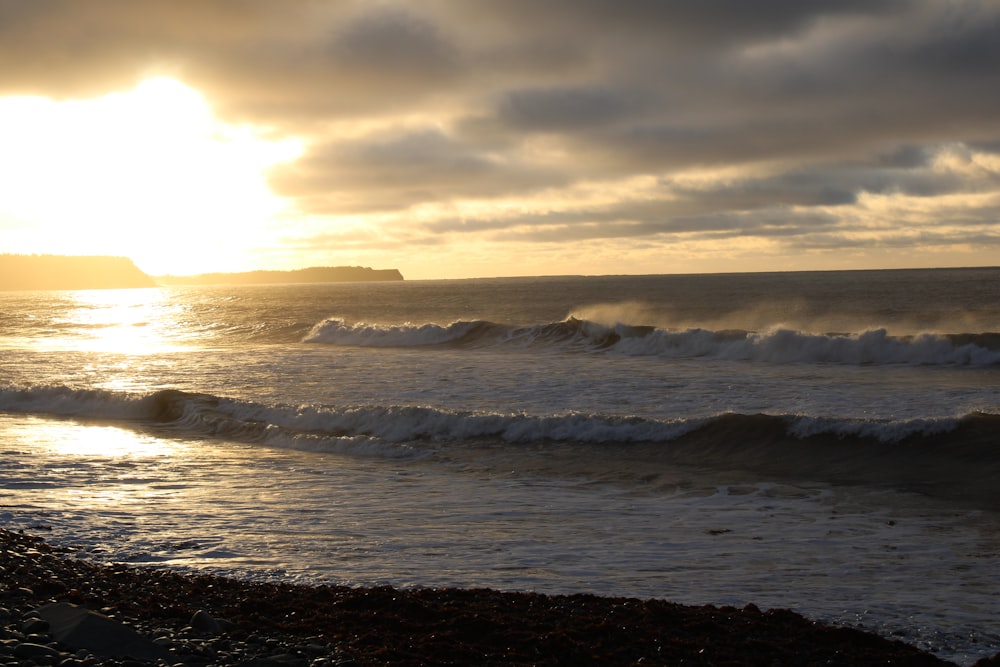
(303, 317), (1000, 366)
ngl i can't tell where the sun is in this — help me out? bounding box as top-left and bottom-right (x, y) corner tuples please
(0, 77), (301, 276)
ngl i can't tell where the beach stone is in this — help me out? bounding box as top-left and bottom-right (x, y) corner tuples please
(22, 617), (50, 634)
(34, 602), (173, 663)
(301, 642), (329, 656)
(12, 641), (61, 660)
(190, 609), (226, 633)
(243, 653), (309, 666)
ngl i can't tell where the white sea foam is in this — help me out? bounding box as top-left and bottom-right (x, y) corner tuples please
(607, 325), (1000, 365)
(0, 384), (151, 420)
(787, 414), (961, 443)
(303, 318), (485, 347)
(0, 384), (985, 458)
(302, 316), (1000, 366)
(192, 398), (705, 447)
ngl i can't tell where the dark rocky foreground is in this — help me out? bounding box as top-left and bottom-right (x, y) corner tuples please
(2, 529), (996, 666)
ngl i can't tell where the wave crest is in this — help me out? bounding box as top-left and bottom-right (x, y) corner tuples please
(4, 385), (999, 503)
(0, 384), (985, 449)
(302, 317), (1000, 366)
(303, 319), (501, 347)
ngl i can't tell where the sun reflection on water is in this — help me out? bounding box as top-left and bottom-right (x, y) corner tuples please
(51, 288), (188, 354)
(50, 423), (179, 459)
(6, 416), (184, 459)
(0, 416), (194, 514)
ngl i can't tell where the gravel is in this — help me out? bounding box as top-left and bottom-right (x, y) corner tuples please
(3, 528), (994, 666)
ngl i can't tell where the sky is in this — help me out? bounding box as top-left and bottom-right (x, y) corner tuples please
(0, 1), (998, 279)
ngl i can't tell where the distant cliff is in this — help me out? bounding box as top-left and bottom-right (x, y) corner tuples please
(157, 266), (404, 285)
(0, 254), (156, 290)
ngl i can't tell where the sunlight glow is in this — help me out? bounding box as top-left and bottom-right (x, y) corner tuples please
(55, 423), (178, 459)
(50, 288), (188, 354)
(0, 78), (302, 276)
(6, 415), (182, 459)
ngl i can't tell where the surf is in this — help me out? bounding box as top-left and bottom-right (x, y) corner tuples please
(4, 384), (999, 505)
(303, 316), (1000, 366)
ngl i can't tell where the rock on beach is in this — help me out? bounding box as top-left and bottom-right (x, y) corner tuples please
(2, 527), (996, 666)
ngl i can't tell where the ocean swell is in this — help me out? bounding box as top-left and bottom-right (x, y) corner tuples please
(0, 384), (982, 446)
(303, 319), (502, 348)
(2, 384), (998, 503)
(303, 317), (1000, 366)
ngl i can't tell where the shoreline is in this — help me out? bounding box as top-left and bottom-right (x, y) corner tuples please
(3, 528), (986, 666)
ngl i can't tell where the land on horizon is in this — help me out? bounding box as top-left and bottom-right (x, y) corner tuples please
(0, 254), (155, 290)
(0, 254), (403, 290)
(155, 266), (403, 285)
(3, 253), (997, 292)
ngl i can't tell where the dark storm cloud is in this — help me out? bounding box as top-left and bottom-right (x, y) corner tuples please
(3, 0), (999, 253)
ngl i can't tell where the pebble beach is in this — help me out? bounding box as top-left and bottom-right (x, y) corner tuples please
(4, 528), (993, 666)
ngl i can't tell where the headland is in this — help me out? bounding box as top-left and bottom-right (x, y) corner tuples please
(0, 255), (403, 290)
(0, 254), (156, 290)
(156, 266), (404, 285)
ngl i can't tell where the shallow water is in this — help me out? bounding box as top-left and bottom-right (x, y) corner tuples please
(3, 413), (999, 664)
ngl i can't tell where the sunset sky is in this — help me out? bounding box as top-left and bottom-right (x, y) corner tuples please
(1, 1), (998, 279)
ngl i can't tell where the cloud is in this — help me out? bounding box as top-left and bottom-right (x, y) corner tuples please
(327, 8), (456, 77)
(2, 0), (1000, 276)
(268, 128), (567, 213)
(497, 87), (642, 133)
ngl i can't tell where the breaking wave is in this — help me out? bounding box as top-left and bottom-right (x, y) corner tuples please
(3, 384), (1000, 506)
(1, 384), (977, 446)
(304, 317), (1000, 366)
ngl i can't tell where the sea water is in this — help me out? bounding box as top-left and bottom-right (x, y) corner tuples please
(2, 269), (999, 664)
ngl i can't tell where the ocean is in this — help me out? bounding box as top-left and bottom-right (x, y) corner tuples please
(2, 268), (999, 664)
